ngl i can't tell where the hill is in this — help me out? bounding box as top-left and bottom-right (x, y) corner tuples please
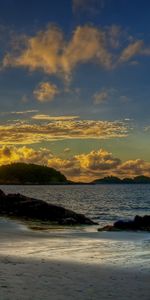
(92, 175), (150, 184)
(0, 163), (68, 185)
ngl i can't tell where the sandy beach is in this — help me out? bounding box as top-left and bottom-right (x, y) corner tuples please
(0, 218), (150, 300)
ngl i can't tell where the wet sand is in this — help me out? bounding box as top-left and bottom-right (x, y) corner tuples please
(0, 218), (150, 300)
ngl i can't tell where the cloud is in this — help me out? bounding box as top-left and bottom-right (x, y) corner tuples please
(21, 95), (29, 103)
(2, 24), (112, 80)
(93, 88), (131, 105)
(72, 0), (106, 14)
(108, 25), (121, 49)
(48, 149), (150, 181)
(129, 60), (139, 66)
(48, 156), (81, 178)
(64, 148), (71, 153)
(141, 47), (150, 55)
(0, 119), (130, 145)
(0, 145), (53, 166)
(119, 40), (143, 63)
(0, 110), (38, 116)
(3, 25), (64, 74)
(62, 25), (112, 76)
(75, 149), (121, 170)
(144, 125), (150, 132)
(33, 82), (59, 102)
(32, 114), (79, 121)
(2, 24), (148, 81)
(94, 90), (109, 104)
(117, 159), (150, 177)
(0, 146), (150, 182)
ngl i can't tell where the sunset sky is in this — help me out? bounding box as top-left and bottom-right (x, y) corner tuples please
(0, 0), (150, 181)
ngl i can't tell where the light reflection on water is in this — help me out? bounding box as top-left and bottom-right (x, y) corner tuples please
(0, 184), (150, 225)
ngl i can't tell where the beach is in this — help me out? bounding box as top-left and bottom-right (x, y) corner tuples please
(0, 218), (150, 300)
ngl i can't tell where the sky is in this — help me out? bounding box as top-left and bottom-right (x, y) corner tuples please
(0, 0), (150, 182)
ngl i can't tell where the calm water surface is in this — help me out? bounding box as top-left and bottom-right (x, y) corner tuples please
(1, 184), (150, 225)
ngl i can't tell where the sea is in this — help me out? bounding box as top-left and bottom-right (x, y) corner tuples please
(0, 184), (150, 272)
(0, 184), (150, 225)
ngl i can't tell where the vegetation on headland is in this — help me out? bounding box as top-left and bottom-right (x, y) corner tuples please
(0, 163), (68, 185)
(0, 163), (150, 184)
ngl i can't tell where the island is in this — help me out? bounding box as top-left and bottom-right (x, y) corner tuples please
(0, 163), (68, 185)
(91, 175), (150, 184)
(0, 163), (150, 185)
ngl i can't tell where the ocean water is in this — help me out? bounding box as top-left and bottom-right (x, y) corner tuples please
(1, 184), (150, 226)
(0, 184), (150, 275)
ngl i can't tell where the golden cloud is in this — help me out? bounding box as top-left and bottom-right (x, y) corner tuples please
(119, 40), (144, 63)
(2, 24), (112, 80)
(32, 114), (79, 121)
(0, 119), (130, 145)
(3, 25), (64, 74)
(33, 82), (59, 102)
(48, 149), (150, 181)
(0, 146), (150, 182)
(75, 149), (121, 170)
(3, 24), (148, 82)
(0, 145), (53, 166)
(117, 159), (150, 177)
(62, 25), (112, 76)
(3, 24), (149, 79)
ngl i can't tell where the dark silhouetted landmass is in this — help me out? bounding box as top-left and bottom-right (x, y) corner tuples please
(0, 163), (68, 185)
(0, 189), (97, 226)
(0, 163), (150, 185)
(98, 215), (150, 232)
(92, 175), (150, 184)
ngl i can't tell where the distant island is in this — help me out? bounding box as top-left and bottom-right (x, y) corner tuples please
(0, 163), (150, 184)
(91, 175), (150, 184)
(0, 163), (68, 185)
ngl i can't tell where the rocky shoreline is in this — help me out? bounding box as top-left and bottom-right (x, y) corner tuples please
(0, 189), (96, 226)
(1, 188), (149, 231)
(98, 215), (150, 232)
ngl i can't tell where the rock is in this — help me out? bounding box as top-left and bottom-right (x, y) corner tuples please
(59, 217), (77, 225)
(114, 219), (135, 230)
(98, 225), (114, 232)
(0, 190), (97, 226)
(98, 215), (150, 232)
(0, 189), (5, 197)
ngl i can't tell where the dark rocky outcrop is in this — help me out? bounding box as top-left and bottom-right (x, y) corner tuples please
(98, 215), (150, 232)
(0, 189), (96, 226)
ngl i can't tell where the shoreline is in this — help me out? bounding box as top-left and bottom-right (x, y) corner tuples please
(1, 183), (150, 186)
(0, 218), (150, 300)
